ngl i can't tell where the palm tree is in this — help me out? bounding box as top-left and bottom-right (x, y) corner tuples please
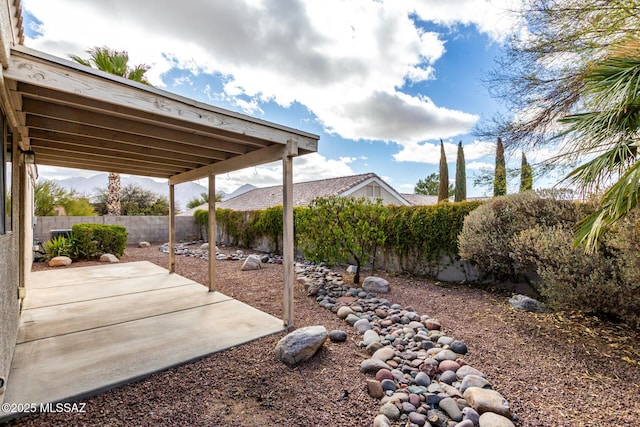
(559, 38), (640, 252)
(70, 46), (151, 215)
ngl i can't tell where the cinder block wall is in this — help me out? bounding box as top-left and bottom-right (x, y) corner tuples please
(35, 216), (199, 244)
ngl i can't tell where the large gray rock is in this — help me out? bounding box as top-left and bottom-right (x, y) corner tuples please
(508, 294), (547, 312)
(463, 387), (511, 418)
(48, 256), (72, 267)
(479, 412), (515, 427)
(362, 276), (390, 293)
(241, 254), (262, 271)
(360, 358), (392, 374)
(373, 414), (391, 427)
(274, 326), (327, 366)
(460, 374), (491, 393)
(100, 253), (119, 263)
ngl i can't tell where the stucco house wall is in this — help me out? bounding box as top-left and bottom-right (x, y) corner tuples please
(0, 0), (26, 401)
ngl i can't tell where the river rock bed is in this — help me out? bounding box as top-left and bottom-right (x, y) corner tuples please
(158, 241), (284, 263)
(296, 264), (517, 427)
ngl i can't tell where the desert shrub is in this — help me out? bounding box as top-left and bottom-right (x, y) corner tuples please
(512, 221), (640, 328)
(44, 235), (73, 258)
(604, 209), (640, 286)
(71, 223), (128, 258)
(458, 191), (586, 280)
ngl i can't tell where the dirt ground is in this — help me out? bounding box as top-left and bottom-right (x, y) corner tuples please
(14, 244), (640, 427)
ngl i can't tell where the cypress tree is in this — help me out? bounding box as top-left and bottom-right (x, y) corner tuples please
(493, 137), (507, 196)
(454, 141), (466, 202)
(438, 140), (449, 202)
(520, 152), (533, 192)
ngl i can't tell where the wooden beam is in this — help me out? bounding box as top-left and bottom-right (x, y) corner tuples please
(29, 129), (214, 165)
(169, 184), (176, 273)
(22, 98), (251, 155)
(17, 83), (275, 149)
(282, 140), (297, 327)
(169, 144), (286, 185)
(27, 116), (230, 161)
(30, 138), (199, 169)
(33, 155), (176, 178)
(33, 148), (180, 176)
(208, 175), (216, 292)
(7, 47), (320, 152)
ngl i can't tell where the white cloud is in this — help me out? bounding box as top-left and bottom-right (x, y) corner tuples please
(467, 161), (494, 171)
(393, 138), (495, 164)
(21, 0), (501, 157)
(213, 153), (357, 194)
(408, 0), (523, 43)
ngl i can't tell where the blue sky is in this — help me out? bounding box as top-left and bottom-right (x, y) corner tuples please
(20, 0), (549, 197)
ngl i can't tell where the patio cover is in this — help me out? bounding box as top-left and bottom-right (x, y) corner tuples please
(2, 45), (319, 326)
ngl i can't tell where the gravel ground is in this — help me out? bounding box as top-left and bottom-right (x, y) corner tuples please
(14, 244), (640, 427)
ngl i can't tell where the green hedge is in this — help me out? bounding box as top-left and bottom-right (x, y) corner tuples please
(195, 199), (482, 265)
(384, 201), (482, 269)
(71, 223), (128, 258)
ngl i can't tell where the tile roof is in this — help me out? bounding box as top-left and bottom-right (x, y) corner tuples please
(217, 173), (379, 211)
(400, 193), (439, 206)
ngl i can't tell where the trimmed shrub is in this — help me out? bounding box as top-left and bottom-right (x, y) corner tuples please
(71, 223), (128, 258)
(511, 219), (640, 328)
(385, 201), (482, 272)
(458, 191), (586, 280)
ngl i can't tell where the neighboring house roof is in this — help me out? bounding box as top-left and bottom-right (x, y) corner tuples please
(401, 193), (439, 206)
(180, 173), (410, 214)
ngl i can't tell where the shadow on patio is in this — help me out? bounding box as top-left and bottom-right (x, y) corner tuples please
(1, 261), (285, 418)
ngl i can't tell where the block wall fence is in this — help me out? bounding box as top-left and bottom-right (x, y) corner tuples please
(36, 214), (480, 283)
(35, 216), (200, 244)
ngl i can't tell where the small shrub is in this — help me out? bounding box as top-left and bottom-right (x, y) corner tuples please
(458, 191), (586, 280)
(512, 222), (640, 328)
(72, 223), (127, 258)
(44, 235), (72, 258)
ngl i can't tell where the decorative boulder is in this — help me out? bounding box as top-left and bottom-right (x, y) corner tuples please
(362, 276), (390, 293)
(328, 330), (347, 342)
(100, 254), (119, 263)
(274, 325), (327, 366)
(48, 256), (72, 267)
(346, 265), (358, 274)
(241, 254), (262, 271)
(138, 241), (151, 248)
(508, 294), (547, 312)
(200, 243), (209, 250)
(463, 387), (511, 418)
(478, 412), (515, 427)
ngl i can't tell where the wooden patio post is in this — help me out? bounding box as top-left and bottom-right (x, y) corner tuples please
(282, 140), (298, 327)
(168, 183), (176, 273)
(208, 174), (216, 292)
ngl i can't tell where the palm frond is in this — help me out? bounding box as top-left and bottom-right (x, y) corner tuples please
(574, 159), (640, 252)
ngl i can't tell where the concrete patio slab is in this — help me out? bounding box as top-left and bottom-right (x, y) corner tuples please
(2, 262), (285, 416)
(26, 261), (168, 288)
(18, 284), (233, 342)
(22, 271), (197, 310)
